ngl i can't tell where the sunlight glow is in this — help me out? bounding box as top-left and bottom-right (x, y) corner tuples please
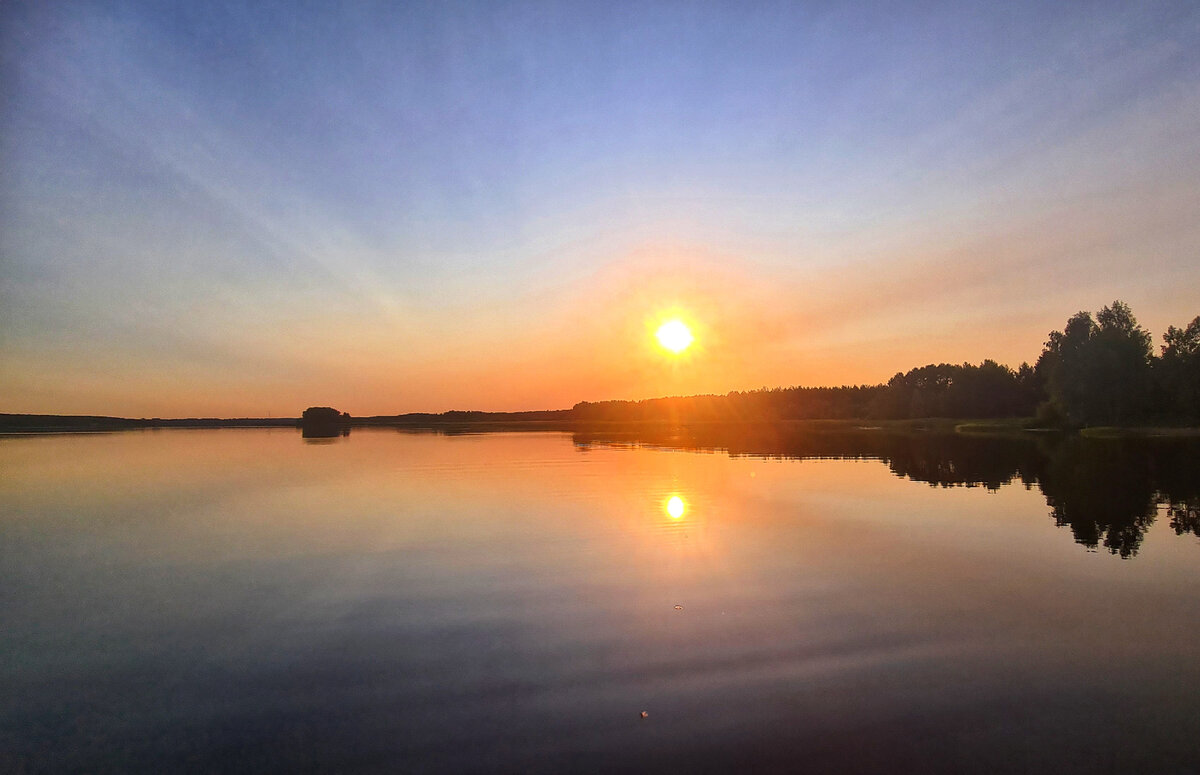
(655, 320), (694, 353)
(666, 495), (686, 519)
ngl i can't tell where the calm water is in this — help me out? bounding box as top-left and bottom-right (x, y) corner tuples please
(2, 428), (1199, 773)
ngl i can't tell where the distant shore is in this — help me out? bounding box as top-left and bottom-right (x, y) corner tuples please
(4, 412), (1198, 438)
(0, 411), (576, 434)
(0, 414), (299, 433)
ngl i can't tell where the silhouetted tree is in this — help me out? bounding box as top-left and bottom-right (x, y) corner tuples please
(1036, 301), (1155, 425)
(1036, 310), (1097, 425)
(1157, 316), (1200, 422)
(1092, 301), (1153, 423)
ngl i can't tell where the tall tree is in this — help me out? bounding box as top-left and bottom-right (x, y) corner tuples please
(1159, 316), (1200, 421)
(1036, 310), (1098, 425)
(1036, 301), (1153, 425)
(1091, 301), (1153, 424)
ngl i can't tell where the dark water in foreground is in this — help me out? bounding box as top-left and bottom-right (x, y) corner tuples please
(2, 428), (1198, 774)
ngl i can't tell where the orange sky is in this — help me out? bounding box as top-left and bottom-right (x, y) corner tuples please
(5, 237), (1194, 417)
(2, 3), (1199, 416)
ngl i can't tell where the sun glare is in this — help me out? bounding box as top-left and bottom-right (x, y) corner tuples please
(655, 320), (694, 353)
(666, 495), (686, 519)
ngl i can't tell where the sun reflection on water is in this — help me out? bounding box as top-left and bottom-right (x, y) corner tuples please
(665, 494), (686, 519)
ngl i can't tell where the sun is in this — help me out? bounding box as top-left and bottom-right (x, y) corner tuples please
(655, 319), (694, 353)
(665, 495), (686, 519)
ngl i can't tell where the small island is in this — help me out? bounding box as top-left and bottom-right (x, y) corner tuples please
(300, 406), (352, 438)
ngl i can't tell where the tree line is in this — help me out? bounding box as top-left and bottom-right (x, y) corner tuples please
(573, 301), (1200, 427)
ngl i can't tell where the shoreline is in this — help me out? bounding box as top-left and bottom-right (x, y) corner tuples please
(3, 413), (1197, 438)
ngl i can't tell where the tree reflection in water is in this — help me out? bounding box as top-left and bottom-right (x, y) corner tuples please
(572, 425), (1200, 558)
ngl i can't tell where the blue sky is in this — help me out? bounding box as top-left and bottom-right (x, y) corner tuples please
(2, 1), (1199, 415)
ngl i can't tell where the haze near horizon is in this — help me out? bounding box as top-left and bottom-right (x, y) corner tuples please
(2, 1), (1199, 417)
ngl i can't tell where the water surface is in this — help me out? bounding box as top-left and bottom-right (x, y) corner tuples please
(2, 428), (1198, 773)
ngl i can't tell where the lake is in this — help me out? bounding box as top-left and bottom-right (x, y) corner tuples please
(2, 427), (1199, 773)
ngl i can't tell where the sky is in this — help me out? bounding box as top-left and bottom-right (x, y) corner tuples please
(2, 1), (1199, 417)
